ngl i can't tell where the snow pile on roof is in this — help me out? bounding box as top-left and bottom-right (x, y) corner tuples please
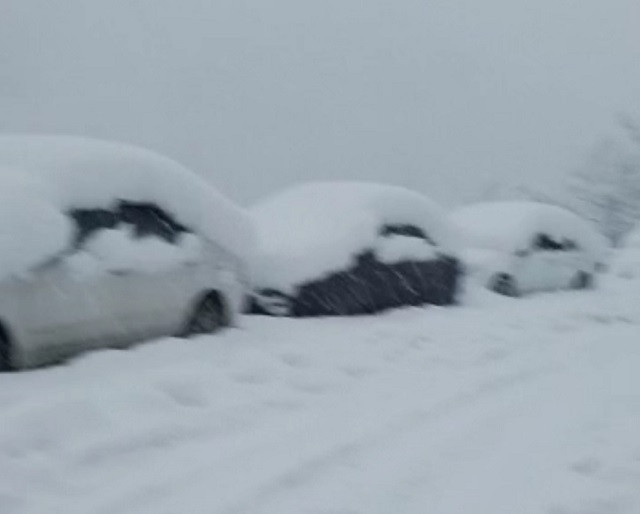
(251, 181), (457, 291)
(450, 201), (606, 257)
(0, 135), (255, 280)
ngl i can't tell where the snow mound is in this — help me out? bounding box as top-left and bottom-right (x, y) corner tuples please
(251, 181), (458, 291)
(0, 135), (255, 280)
(451, 201), (606, 258)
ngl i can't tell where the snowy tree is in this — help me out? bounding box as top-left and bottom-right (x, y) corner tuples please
(568, 118), (640, 247)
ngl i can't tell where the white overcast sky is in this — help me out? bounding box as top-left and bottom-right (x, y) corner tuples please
(1, 0), (638, 206)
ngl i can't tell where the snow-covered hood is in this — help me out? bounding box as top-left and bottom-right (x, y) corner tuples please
(0, 135), (255, 280)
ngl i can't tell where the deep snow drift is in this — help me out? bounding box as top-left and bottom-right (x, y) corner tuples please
(1, 274), (639, 514)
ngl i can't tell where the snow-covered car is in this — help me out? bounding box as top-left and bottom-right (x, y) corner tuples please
(610, 225), (640, 279)
(450, 201), (607, 297)
(249, 182), (461, 316)
(0, 135), (255, 370)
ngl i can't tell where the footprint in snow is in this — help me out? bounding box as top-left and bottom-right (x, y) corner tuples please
(232, 369), (275, 385)
(548, 496), (632, 514)
(341, 365), (375, 379)
(157, 380), (208, 408)
(286, 378), (334, 395)
(570, 457), (603, 477)
(279, 352), (313, 369)
(478, 347), (510, 363)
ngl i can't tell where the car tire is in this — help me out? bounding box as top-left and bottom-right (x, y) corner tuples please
(251, 290), (293, 316)
(570, 271), (593, 290)
(490, 273), (520, 297)
(186, 293), (227, 336)
(0, 330), (13, 372)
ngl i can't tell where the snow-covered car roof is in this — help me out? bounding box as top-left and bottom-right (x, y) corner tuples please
(0, 135), (255, 279)
(450, 201), (606, 257)
(251, 181), (458, 291)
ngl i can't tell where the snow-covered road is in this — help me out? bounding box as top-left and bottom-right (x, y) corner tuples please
(1, 278), (639, 514)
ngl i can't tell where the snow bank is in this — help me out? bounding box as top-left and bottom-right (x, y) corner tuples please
(450, 201), (606, 258)
(251, 181), (458, 291)
(0, 135), (255, 280)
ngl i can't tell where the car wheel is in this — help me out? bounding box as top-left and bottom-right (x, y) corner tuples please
(186, 294), (227, 336)
(252, 290), (293, 316)
(0, 331), (13, 372)
(490, 273), (519, 297)
(570, 271), (593, 290)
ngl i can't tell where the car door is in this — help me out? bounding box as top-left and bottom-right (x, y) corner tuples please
(106, 260), (200, 342)
(522, 234), (567, 291)
(542, 237), (579, 289)
(18, 256), (119, 363)
(513, 247), (549, 293)
(57, 240), (192, 350)
(96, 203), (198, 340)
(555, 239), (585, 287)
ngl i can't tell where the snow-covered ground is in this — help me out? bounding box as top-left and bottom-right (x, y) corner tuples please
(1, 276), (640, 514)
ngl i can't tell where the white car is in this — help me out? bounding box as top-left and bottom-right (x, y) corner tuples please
(0, 135), (254, 370)
(450, 201), (607, 296)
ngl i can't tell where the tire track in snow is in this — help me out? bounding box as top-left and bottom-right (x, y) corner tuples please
(107, 363), (557, 514)
(219, 367), (561, 514)
(4, 280), (639, 514)
(247, 337), (640, 514)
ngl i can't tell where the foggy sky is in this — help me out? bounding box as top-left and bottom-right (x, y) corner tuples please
(1, 0), (638, 206)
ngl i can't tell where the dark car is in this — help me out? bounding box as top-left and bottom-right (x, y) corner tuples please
(248, 182), (461, 316)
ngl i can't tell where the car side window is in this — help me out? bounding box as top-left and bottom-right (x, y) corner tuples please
(69, 208), (119, 247)
(68, 201), (190, 249)
(379, 224), (436, 246)
(118, 201), (188, 243)
(532, 233), (563, 251)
